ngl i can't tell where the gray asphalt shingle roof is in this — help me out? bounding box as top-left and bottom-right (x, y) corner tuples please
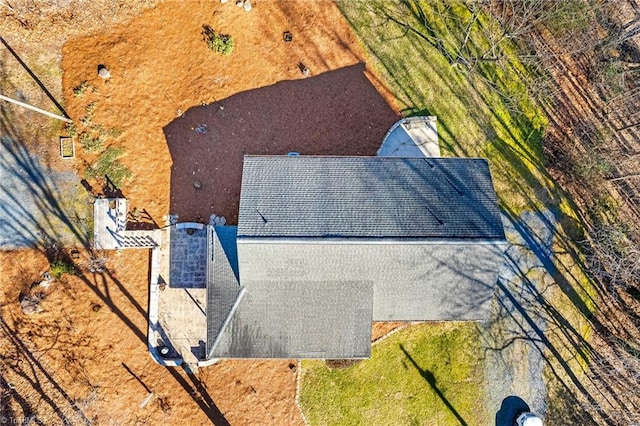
(236, 241), (504, 322)
(210, 280), (374, 359)
(205, 226), (241, 358)
(200, 155), (506, 360)
(238, 156), (504, 240)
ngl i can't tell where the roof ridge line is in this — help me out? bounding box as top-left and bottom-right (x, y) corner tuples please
(236, 237), (507, 245)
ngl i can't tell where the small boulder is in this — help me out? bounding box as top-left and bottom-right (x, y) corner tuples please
(298, 62), (310, 77)
(97, 65), (111, 79)
(20, 294), (42, 315)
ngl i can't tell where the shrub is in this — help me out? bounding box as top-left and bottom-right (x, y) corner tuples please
(85, 146), (133, 187)
(65, 122), (78, 138)
(574, 150), (613, 180)
(78, 131), (105, 153)
(202, 25), (234, 56)
(50, 260), (75, 279)
(544, 2), (591, 38)
(108, 127), (123, 138)
(73, 81), (91, 98)
(85, 101), (98, 114)
(597, 60), (625, 95)
(80, 101), (98, 127)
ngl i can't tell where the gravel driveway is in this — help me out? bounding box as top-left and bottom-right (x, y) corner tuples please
(0, 137), (90, 249)
(482, 209), (558, 424)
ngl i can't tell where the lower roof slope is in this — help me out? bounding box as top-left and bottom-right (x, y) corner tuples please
(210, 280), (373, 359)
(206, 226), (241, 358)
(238, 156), (504, 240)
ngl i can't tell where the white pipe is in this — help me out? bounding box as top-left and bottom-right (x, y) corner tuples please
(0, 93), (73, 123)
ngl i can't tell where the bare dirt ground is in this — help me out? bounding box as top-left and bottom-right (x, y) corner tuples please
(1, 249), (303, 425)
(60, 0), (398, 223)
(1, 1), (401, 425)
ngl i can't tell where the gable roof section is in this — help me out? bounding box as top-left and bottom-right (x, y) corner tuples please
(205, 226), (242, 359)
(210, 279), (374, 359)
(238, 156), (504, 240)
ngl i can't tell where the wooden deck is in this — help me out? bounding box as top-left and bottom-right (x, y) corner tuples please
(93, 198), (128, 249)
(93, 198), (160, 249)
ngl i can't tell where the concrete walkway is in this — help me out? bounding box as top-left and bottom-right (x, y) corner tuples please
(155, 225), (209, 365)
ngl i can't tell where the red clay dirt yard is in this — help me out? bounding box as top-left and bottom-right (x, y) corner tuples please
(1, 1), (403, 425)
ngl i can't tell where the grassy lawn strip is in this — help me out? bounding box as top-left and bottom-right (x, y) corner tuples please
(299, 323), (486, 426)
(338, 0), (556, 214)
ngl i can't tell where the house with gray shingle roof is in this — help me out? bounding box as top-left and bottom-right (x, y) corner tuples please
(202, 156), (506, 360)
(93, 120), (507, 366)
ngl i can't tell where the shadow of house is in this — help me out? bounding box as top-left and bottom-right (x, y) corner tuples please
(163, 63), (399, 223)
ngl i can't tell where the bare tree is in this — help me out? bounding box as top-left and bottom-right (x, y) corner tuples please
(583, 223), (640, 293)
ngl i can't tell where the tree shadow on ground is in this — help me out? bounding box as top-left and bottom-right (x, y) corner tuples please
(0, 104), (90, 250)
(399, 344), (469, 426)
(1, 318), (93, 425)
(163, 63), (399, 223)
(167, 367), (230, 426)
(0, 36), (70, 120)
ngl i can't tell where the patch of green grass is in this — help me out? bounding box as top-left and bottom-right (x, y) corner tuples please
(202, 24), (234, 56)
(78, 131), (105, 153)
(73, 80), (91, 98)
(300, 323), (487, 426)
(50, 260), (75, 279)
(338, 0), (555, 214)
(85, 146), (132, 187)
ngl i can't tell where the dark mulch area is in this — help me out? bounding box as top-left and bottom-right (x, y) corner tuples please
(164, 63), (399, 224)
(325, 359), (363, 369)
